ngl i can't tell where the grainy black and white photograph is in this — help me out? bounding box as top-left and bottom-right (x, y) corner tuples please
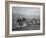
(12, 7), (40, 31)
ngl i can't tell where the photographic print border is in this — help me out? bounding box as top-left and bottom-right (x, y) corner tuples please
(10, 3), (43, 34)
(5, 1), (45, 37)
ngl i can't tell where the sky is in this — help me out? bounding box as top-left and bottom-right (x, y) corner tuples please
(12, 7), (40, 18)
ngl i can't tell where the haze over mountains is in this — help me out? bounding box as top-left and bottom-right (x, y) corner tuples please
(13, 13), (40, 19)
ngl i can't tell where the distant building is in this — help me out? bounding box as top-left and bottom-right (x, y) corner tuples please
(31, 18), (37, 24)
(36, 19), (40, 25)
(31, 18), (40, 25)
